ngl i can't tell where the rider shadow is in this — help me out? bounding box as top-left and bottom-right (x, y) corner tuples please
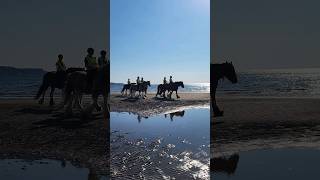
(31, 112), (100, 130)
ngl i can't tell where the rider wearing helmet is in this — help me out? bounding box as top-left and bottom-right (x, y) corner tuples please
(127, 78), (131, 85)
(84, 48), (98, 91)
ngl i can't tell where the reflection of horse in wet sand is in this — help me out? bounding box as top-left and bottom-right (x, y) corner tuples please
(64, 65), (109, 119)
(35, 68), (85, 106)
(211, 62), (237, 116)
(211, 154), (239, 175)
(130, 81), (151, 98)
(156, 81), (184, 99)
(165, 110), (185, 121)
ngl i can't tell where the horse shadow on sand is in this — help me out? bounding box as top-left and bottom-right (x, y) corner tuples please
(30, 111), (101, 130)
(153, 96), (177, 101)
(15, 107), (55, 115)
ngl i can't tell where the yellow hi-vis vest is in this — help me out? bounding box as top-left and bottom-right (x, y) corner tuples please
(85, 56), (97, 69)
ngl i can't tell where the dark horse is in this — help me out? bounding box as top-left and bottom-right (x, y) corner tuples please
(35, 67), (85, 106)
(156, 81), (184, 99)
(130, 81), (151, 98)
(64, 65), (110, 120)
(121, 84), (132, 96)
(211, 62), (237, 117)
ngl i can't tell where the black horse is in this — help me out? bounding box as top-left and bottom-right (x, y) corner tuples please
(211, 62), (237, 116)
(156, 81), (184, 99)
(64, 65), (110, 118)
(121, 84), (132, 96)
(130, 81), (151, 98)
(35, 67), (85, 106)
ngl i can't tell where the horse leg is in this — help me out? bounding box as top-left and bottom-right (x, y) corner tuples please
(176, 90), (180, 99)
(49, 87), (55, 106)
(212, 86), (223, 117)
(39, 85), (48, 104)
(65, 93), (73, 115)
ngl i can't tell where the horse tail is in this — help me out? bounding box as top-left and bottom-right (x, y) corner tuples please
(121, 86), (125, 93)
(35, 73), (49, 100)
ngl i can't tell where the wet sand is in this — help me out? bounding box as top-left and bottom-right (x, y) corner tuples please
(212, 97), (320, 157)
(0, 99), (108, 177)
(110, 92), (210, 116)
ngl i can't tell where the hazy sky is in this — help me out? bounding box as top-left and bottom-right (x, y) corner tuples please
(214, 0), (320, 71)
(111, 0), (210, 83)
(0, 0), (108, 71)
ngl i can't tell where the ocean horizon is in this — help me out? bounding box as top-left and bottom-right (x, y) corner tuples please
(1, 66), (320, 98)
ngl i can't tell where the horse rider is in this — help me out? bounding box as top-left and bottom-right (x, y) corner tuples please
(55, 54), (67, 87)
(84, 48), (98, 91)
(98, 50), (109, 67)
(169, 75), (173, 84)
(141, 77), (144, 83)
(136, 76), (140, 84)
(127, 78), (131, 85)
(163, 77), (167, 85)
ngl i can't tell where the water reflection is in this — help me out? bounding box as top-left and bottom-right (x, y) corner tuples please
(212, 149), (320, 180)
(211, 154), (239, 175)
(128, 110), (186, 123)
(0, 159), (109, 180)
(111, 108), (210, 179)
(164, 110), (185, 121)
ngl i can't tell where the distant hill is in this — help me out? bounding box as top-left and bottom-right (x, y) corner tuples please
(0, 66), (46, 78)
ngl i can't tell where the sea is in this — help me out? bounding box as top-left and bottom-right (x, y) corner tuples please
(1, 66), (320, 98)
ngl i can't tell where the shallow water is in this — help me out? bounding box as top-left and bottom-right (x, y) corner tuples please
(212, 148), (320, 180)
(0, 159), (108, 180)
(110, 108), (210, 179)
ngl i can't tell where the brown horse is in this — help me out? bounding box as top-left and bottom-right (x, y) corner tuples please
(211, 62), (237, 117)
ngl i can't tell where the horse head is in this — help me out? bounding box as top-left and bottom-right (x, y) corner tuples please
(179, 81), (185, 88)
(223, 62), (237, 84)
(146, 81), (151, 86)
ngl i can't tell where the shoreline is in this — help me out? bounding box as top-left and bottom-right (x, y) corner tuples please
(110, 92), (210, 117)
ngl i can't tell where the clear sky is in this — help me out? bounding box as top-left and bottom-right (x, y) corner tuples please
(213, 0), (320, 71)
(111, 0), (210, 84)
(0, 0), (108, 71)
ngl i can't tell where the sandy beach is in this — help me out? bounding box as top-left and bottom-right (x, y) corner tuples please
(110, 92), (210, 116)
(212, 97), (320, 157)
(0, 93), (208, 177)
(0, 99), (109, 177)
